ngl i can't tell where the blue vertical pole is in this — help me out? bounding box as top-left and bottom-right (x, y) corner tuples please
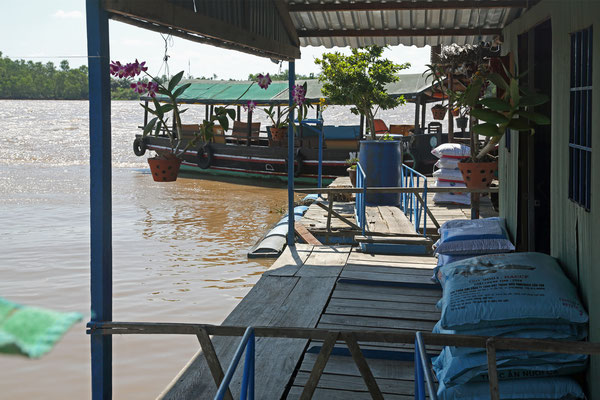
(86, 1), (112, 399)
(318, 121), (323, 189)
(287, 61), (295, 245)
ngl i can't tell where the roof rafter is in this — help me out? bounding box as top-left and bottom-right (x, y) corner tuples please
(288, 1), (530, 12)
(298, 28), (503, 38)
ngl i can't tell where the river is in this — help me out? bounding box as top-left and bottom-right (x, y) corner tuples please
(0, 99), (417, 399)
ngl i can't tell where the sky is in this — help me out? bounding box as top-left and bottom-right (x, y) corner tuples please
(0, 1), (431, 80)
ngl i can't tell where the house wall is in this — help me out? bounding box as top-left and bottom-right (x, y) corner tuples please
(500, 0), (600, 395)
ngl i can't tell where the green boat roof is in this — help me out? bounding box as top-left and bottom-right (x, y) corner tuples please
(145, 73), (436, 105)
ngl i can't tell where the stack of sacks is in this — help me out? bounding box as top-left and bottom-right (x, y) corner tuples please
(432, 217), (515, 283)
(432, 252), (589, 400)
(431, 143), (471, 205)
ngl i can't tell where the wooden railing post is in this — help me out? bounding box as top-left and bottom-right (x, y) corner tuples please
(196, 328), (233, 400)
(300, 332), (339, 400)
(486, 338), (500, 400)
(342, 332), (384, 400)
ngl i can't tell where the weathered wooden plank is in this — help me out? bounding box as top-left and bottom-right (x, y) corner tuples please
(296, 246), (351, 277)
(344, 264), (436, 276)
(232, 276), (340, 400)
(287, 386), (413, 400)
(299, 332), (339, 400)
(348, 252), (437, 265)
(293, 371), (415, 395)
(379, 206), (416, 234)
(325, 305), (440, 322)
(355, 235), (433, 246)
(160, 275), (300, 399)
(345, 259), (437, 269)
(299, 352), (415, 380)
(319, 314), (436, 331)
(342, 332), (385, 400)
(332, 288), (441, 304)
(339, 270), (438, 286)
(327, 298), (439, 313)
(365, 206), (389, 233)
(295, 223), (322, 245)
(333, 282), (441, 299)
(264, 244), (313, 277)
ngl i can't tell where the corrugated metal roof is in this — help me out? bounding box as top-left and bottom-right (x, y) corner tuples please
(287, 0), (525, 48)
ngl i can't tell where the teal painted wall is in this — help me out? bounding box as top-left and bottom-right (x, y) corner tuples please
(500, 0), (600, 395)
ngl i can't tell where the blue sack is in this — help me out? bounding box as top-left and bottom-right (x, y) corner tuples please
(437, 376), (585, 400)
(433, 346), (587, 387)
(434, 217), (515, 255)
(437, 252), (588, 330)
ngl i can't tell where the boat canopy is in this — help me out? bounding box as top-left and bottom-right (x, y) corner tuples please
(145, 73), (439, 105)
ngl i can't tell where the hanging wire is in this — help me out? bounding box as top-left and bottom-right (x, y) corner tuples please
(156, 33), (174, 81)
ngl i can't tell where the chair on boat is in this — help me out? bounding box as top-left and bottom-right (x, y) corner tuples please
(374, 119), (389, 136)
(178, 124), (200, 141)
(230, 121), (261, 145)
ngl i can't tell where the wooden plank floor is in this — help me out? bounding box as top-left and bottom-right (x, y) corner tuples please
(160, 244), (443, 400)
(286, 249), (442, 399)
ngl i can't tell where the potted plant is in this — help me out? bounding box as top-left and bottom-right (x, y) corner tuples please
(316, 46), (410, 140)
(345, 156), (359, 187)
(111, 60), (234, 182)
(457, 67), (550, 188)
(423, 63), (448, 120)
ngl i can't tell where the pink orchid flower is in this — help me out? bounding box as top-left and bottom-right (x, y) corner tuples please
(146, 81), (159, 97)
(243, 100), (256, 112)
(257, 73), (272, 89)
(292, 84), (306, 105)
(130, 81), (147, 94)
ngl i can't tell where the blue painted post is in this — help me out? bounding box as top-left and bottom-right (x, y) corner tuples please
(86, 1), (112, 399)
(287, 61), (295, 245)
(318, 121), (323, 189)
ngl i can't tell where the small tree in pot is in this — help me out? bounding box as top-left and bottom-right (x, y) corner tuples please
(316, 46), (410, 139)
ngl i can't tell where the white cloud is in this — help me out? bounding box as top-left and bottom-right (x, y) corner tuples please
(52, 10), (82, 19)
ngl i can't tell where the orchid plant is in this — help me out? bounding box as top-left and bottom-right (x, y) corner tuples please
(249, 73), (313, 132)
(111, 60), (235, 159)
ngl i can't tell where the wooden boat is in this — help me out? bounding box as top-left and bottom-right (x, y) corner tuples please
(132, 76), (462, 183)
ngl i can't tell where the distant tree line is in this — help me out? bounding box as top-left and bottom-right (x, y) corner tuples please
(0, 52), (318, 100)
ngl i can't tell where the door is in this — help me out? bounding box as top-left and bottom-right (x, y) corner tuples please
(516, 19), (552, 253)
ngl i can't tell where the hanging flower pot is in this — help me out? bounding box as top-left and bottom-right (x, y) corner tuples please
(270, 126), (288, 142)
(431, 105), (447, 120)
(456, 116), (468, 130)
(451, 107), (460, 117)
(147, 157), (182, 182)
(347, 167), (357, 187)
(457, 161), (498, 189)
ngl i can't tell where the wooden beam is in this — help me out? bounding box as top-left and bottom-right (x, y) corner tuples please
(298, 27), (502, 38)
(273, 0), (300, 47)
(342, 332), (384, 400)
(300, 332), (339, 400)
(295, 223), (322, 245)
(196, 329), (233, 400)
(104, 0), (300, 60)
(289, 1), (531, 12)
(315, 201), (360, 230)
(414, 192), (441, 230)
(486, 339), (500, 400)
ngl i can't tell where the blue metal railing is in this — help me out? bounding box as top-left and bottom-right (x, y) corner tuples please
(414, 331), (438, 400)
(355, 162), (367, 236)
(400, 164), (428, 237)
(215, 327), (255, 400)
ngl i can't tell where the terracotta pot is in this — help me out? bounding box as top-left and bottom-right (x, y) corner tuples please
(347, 167), (357, 187)
(270, 127), (287, 142)
(431, 105), (447, 120)
(456, 116), (468, 130)
(147, 157), (181, 182)
(451, 108), (460, 117)
(457, 161), (498, 189)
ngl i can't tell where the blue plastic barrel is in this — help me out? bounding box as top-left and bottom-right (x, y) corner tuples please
(358, 140), (402, 205)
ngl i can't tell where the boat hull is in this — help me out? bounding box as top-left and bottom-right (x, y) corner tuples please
(139, 135), (351, 184)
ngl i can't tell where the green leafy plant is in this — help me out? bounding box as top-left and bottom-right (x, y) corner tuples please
(316, 46), (410, 139)
(345, 156), (359, 170)
(468, 68), (550, 159)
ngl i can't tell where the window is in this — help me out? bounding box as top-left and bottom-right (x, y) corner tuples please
(569, 26), (593, 210)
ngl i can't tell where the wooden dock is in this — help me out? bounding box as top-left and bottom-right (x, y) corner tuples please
(160, 244), (441, 399)
(301, 177), (497, 244)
